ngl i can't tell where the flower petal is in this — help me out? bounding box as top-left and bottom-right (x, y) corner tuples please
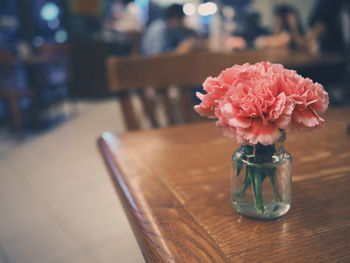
(237, 120), (281, 145)
(216, 120), (236, 138)
(293, 108), (323, 127)
(274, 114), (291, 129)
(194, 105), (214, 118)
(228, 117), (252, 128)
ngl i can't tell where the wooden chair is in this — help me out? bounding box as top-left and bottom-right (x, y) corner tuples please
(0, 52), (33, 135)
(106, 51), (264, 130)
(106, 50), (347, 130)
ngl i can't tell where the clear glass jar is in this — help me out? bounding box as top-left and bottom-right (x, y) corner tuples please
(231, 131), (292, 220)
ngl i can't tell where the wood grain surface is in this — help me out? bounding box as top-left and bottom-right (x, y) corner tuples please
(98, 107), (350, 263)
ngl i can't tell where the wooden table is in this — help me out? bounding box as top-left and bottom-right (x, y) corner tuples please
(98, 107), (350, 263)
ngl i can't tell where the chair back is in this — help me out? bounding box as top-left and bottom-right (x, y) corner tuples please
(106, 51), (264, 130)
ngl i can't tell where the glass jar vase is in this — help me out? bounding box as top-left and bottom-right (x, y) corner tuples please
(231, 131), (292, 220)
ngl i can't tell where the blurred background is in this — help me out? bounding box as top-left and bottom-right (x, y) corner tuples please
(0, 0), (349, 262)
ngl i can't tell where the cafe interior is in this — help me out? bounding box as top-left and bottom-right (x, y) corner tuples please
(0, 0), (349, 262)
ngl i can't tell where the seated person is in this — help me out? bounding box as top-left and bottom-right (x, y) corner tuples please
(142, 4), (199, 56)
(307, 0), (347, 54)
(306, 0), (349, 103)
(226, 13), (269, 51)
(255, 4), (305, 50)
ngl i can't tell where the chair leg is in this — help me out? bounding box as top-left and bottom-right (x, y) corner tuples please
(180, 87), (197, 123)
(29, 89), (43, 130)
(120, 95), (140, 130)
(7, 91), (23, 136)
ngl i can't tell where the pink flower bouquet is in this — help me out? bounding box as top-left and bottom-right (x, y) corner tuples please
(194, 62), (329, 218)
(194, 62), (328, 145)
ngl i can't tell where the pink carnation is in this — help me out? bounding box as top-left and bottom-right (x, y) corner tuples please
(194, 62), (329, 145)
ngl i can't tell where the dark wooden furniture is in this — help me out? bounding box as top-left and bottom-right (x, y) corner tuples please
(70, 41), (132, 99)
(0, 52), (34, 134)
(98, 106), (350, 263)
(106, 54), (205, 130)
(0, 46), (71, 135)
(106, 51), (345, 130)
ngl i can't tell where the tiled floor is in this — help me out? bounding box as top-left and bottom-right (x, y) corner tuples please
(0, 100), (144, 263)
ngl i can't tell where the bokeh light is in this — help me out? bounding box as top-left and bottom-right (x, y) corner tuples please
(198, 2), (217, 16)
(40, 2), (60, 22)
(183, 3), (196, 16)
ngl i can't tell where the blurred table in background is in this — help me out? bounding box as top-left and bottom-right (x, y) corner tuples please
(99, 106), (350, 263)
(68, 46), (346, 99)
(0, 45), (71, 135)
(200, 49), (345, 69)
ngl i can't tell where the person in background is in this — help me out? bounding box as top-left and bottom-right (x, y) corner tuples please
(307, 0), (350, 104)
(255, 4), (305, 50)
(147, 1), (163, 26)
(307, 0), (347, 54)
(226, 13), (269, 51)
(141, 4), (198, 56)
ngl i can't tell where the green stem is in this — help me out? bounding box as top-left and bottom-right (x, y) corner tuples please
(268, 168), (282, 202)
(234, 145), (254, 198)
(250, 167), (265, 214)
(236, 159), (243, 177)
(234, 168), (251, 199)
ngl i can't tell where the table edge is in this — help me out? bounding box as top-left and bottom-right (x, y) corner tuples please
(97, 133), (232, 263)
